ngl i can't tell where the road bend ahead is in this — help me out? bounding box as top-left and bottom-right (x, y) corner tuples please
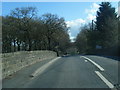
(3, 55), (119, 88)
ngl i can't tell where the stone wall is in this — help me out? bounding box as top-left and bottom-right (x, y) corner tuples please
(2, 50), (57, 79)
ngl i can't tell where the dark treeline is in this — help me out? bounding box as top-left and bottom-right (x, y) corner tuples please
(2, 2), (120, 56)
(2, 7), (70, 55)
(75, 2), (119, 56)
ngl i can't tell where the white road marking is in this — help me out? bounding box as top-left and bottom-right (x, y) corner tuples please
(30, 57), (61, 77)
(81, 56), (105, 71)
(85, 60), (88, 62)
(95, 71), (114, 88)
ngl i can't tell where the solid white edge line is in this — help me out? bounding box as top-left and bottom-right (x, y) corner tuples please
(30, 57), (61, 77)
(95, 71), (114, 88)
(81, 56), (105, 71)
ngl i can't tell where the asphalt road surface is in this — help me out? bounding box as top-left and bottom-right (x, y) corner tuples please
(3, 55), (119, 89)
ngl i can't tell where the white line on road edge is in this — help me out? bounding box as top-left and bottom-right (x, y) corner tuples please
(81, 56), (105, 71)
(30, 57), (61, 77)
(95, 71), (114, 88)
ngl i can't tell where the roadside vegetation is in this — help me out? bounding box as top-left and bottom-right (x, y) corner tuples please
(2, 2), (119, 56)
(2, 7), (70, 56)
(75, 2), (119, 56)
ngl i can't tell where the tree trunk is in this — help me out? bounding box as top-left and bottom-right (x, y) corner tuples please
(17, 44), (20, 51)
(48, 37), (51, 50)
(16, 40), (21, 51)
(13, 40), (16, 52)
(28, 39), (32, 51)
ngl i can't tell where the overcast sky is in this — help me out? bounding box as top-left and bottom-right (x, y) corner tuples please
(2, 1), (118, 41)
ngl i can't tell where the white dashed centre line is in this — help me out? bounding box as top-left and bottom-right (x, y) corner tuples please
(95, 71), (114, 88)
(85, 60), (88, 62)
(81, 56), (105, 71)
(81, 56), (115, 89)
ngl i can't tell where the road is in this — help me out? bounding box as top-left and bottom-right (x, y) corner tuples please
(3, 55), (119, 89)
